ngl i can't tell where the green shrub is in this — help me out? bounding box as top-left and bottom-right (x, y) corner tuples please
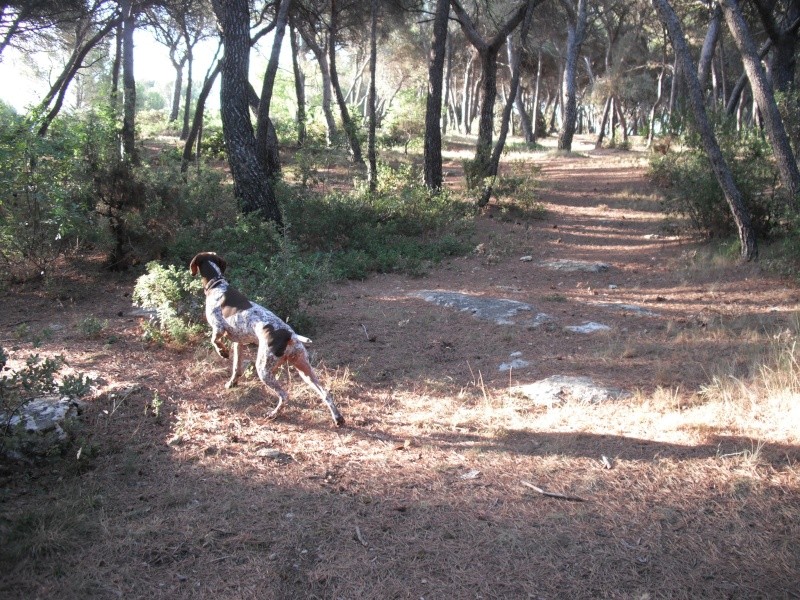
(0, 110), (111, 280)
(281, 163), (473, 279)
(649, 132), (786, 239)
(132, 262), (205, 341)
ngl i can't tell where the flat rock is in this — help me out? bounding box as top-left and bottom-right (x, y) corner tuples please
(539, 259), (610, 272)
(511, 375), (629, 406)
(591, 301), (660, 317)
(412, 290), (552, 328)
(1, 395), (84, 460)
(565, 321), (611, 334)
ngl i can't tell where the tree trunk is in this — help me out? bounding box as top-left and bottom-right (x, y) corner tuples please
(211, 0), (282, 226)
(255, 0), (291, 176)
(532, 49), (542, 141)
(423, 0), (450, 190)
(510, 35), (534, 143)
(488, 32), (525, 176)
(120, 0), (138, 164)
(329, 0), (365, 165)
(667, 53), (679, 128)
(301, 31), (337, 146)
(451, 0), (535, 173)
(557, 0), (587, 151)
(460, 53), (474, 134)
(697, 4), (722, 93)
(652, 0), (757, 260)
(111, 21), (122, 110)
(180, 46), (193, 140)
(37, 16), (121, 137)
(182, 60), (222, 174)
(595, 96), (611, 148)
(719, 0), (800, 203)
(289, 21), (306, 146)
(367, 0), (379, 191)
(170, 58), (185, 122)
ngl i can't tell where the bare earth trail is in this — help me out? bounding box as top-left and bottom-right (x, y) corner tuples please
(1, 138), (799, 599)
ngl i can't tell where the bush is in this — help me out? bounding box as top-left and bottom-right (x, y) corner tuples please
(132, 262), (205, 344)
(649, 131), (786, 239)
(280, 163), (474, 279)
(0, 110), (113, 280)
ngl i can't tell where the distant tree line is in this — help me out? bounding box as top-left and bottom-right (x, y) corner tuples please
(2, 0), (800, 260)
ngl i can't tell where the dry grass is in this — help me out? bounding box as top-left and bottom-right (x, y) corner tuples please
(2, 137), (799, 599)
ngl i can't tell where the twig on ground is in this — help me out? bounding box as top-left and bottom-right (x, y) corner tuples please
(361, 324), (375, 342)
(521, 480), (587, 502)
(355, 526), (368, 547)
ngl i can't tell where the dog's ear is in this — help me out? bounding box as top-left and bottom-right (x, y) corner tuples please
(189, 254), (201, 276)
(210, 254), (227, 273)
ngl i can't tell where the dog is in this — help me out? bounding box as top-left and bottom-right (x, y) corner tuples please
(189, 252), (344, 427)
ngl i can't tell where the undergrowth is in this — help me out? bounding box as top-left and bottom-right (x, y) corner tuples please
(134, 161), (477, 340)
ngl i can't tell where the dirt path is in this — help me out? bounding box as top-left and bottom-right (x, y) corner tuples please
(318, 139), (797, 404)
(2, 139), (799, 599)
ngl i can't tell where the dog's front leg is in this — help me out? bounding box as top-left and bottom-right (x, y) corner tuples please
(211, 325), (229, 359)
(225, 342), (243, 389)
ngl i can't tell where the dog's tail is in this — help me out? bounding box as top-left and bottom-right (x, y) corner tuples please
(295, 334), (312, 345)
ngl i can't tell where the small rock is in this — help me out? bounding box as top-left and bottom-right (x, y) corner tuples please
(257, 448), (281, 459)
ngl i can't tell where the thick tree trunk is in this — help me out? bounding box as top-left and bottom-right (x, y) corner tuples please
(751, 1), (800, 93)
(719, 0), (800, 203)
(652, 0), (756, 260)
(557, 0), (587, 151)
(211, 0), (282, 226)
(423, 0), (449, 190)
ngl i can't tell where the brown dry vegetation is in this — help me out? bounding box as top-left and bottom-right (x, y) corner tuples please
(1, 136), (799, 599)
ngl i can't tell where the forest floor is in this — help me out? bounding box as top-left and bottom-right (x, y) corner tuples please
(1, 135), (799, 599)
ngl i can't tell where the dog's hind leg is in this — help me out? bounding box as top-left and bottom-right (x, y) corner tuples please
(289, 350), (345, 427)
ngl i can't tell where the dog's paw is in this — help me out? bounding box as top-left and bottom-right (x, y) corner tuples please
(333, 414), (345, 427)
(225, 379), (237, 389)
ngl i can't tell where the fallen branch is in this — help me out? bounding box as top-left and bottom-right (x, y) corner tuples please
(521, 480), (587, 502)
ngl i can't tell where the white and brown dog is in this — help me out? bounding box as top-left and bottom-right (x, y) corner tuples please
(190, 252), (344, 427)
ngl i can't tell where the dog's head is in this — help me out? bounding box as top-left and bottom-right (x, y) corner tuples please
(189, 252), (227, 283)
